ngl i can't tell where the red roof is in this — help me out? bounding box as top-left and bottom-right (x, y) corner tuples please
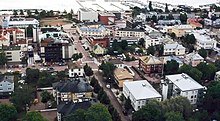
(0, 28), (24, 34)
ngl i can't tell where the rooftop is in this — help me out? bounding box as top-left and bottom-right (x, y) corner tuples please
(67, 62), (82, 69)
(166, 73), (204, 91)
(114, 68), (133, 80)
(164, 43), (185, 49)
(186, 52), (204, 60)
(124, 80), (161, 100)
(0, 75), (14, 83)
(117, 28), (145, 32)
(173, 25), (193, 29)
(139, 55), (163, 65)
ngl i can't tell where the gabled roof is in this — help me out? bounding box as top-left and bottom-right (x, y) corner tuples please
(114, 68), (133, 80)
(139, 55), (163, 65)
(186, 52), (204, 60)
(52, 79), (93, 93)
(0, 75), (14, 83)
(164, 43), (185, 49)
(57, 101), (91, 117)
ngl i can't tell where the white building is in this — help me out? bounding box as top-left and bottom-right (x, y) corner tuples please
(78, 8), (98, 22)
(68, 62), (84, 78)
(0, 46), (23, 63)
(163, 43), (186, 56)
(115, 28), (145, 38)
(2, 16), (39, 28)
(0, 75), (14, 95)
(109, 37), (139, 47)
(109, 59), (125, 68)
(162, 73), (205, 105)
(123, 80), (162, 111)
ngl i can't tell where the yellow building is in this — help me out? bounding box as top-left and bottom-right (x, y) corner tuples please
(93, 44), (105, 55)
(172, 25), (193, 38)
(114, 68), (134, 88)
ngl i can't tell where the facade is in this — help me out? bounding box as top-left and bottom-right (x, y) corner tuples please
(2, 16), (39, 28)
(93, 44), (106, 55)
(115, 28), (145, 38)
(144, 36), (173, 48)
(78, 8), (98, 22)
(98, 12), (115, 25)
(114, 68), (134, 88)
(52, 78), (93, 104)
(0, 75), (14, 96)
(68, 62), (84, 78)
(163, 43), (186, 55)
(171, 25), (193, 38)
(139, 55), (163, 74)
(88, 37), (109, 47)
(109, 37), (139, 47)
(184, 52), (204, 67)
(123, 80), (162, 111)
(162, 73), (205, 105)
(0, 46), (23, 63)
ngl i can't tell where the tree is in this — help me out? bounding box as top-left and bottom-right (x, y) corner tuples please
(26, 68), (40, 84)
(147, 46), (155, 55)
(100, 92), (110, 105)
(215, 59), (220, 71)
(198, 48), (207, 58)
(190, 110), (210, 121)
(165, 111), (184, 121)
(41, 91), (52, 104)
(35, 9), (39, 14)
(121, 40), (128, 50)
(165, 3), (169, 13)
(85, 103), (112, 121)
(0, 104), (17, 121)
(84, 64), (94, 79)
(11, 85), (34, 112)
(26, 25), (34, 37)
(124, 97), (132, 111)
(79, 36), (82, 40)
(178, 64), (191, 74)
(180, 13), (188, 24)
(170, 32), (176, 39)
(13, 10), (18, 16)
(167, 14), (174, 20)
(197, 62), (217, 80)
(20, 10), (24, 15)
(149, 1), (153, 11)
(78, 53), (83, 58)
(0, 52), (7, 67)
(39, 10), (47, 18)
(188, 68), (203, 83)
(23, 111), (48, 121)
(99, 62), (116, 83)
(27, 10), (32, 16)
(138, 38), (145, 47)
(184, 34), (196, 45)
(65, 109), (86, 121)
(152, 15), (158, 23)
(165, 60), (179, 74)
(132, 100), (164, 121)
(90, 76), (98, 87)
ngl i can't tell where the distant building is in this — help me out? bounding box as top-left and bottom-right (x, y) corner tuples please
(139, 55), (163, 74)
(114, 68), (134, 88)
(78, 8), (98, 22)
(2, 16), (39, 28)
(67, 62), (84, 78)
(98, 12), (115, 25)
(184, 52), (204, 67)
(109, 59), (125, 68)
(109, 37), (139, 47)
(0, 75), (14, 96)
(163, 43), (186, 56)
(162, 73), (205, 105)
(0, 46), (23, 63)
(158, 20), (181, 25)
(171, 25), (193, 38)
(115, 28), (145, 38)
(93, 44), (106, 55)
(123, 80), (162, 111)
(52, 78), (93, 104)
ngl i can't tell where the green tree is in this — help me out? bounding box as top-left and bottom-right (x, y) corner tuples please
(23, 111), (48, 121)
(190, 110), (210, 121)
(170, 32), (176, 39)
(178, 64), (192, 74)
(79, 53), (83, 58)
(165, 111), (184, 121)
(84, 63), (94, 79)
(180, 13), (188, 24)
(152, 15), (158, 23)
(165, 3), (169, 13)
(39, 10), (47, 18)
(149, 1), (153, 11)
(197, 62), (217, 80)
(121, 40), (128, 50)
(165, 59), (179, 74)
(79, 36), (82, 40)
(0, 52), (7, 67)
(65, 109), (86, 121)
(147, 46), (155, 55)
(99, 62), (116, 83)
(124, 97), (132, 111)
(138, 38), (145, 47)
(90, 76), (98, 87)
(132, 100), (164, 121)
(20, 10), (24, 15)
(85, 103), (112, 121)
(198, 48), (207, 58)
(100, 92), (110, 105)
(188, 68), (203, 83)
(34, 9), (39, 14)
(0, 104), (17, 121)
(40, 91), (52, 104)
(11, 85), (34, 111)
(184, 34), (196, 45)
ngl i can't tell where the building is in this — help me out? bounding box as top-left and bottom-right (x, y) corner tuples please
(52, 78), (93, 104)
(171, 25), (193, 38)
(2, 16), (39, 28)
(76, 23), (110, 37)
(109, 59), (125, 68)
(139, 55), (163, 74)
(189, 22), (203, 29)
(87, 37), (109, 47)
(78, 8), (98, 22)
(164, 56), (184, 67)
(163, 43), (186, 55)
(68, 62), (84, 78)
(162, 73), (205, 105)
(98, 12), (115, 25)
(115, 28), (145, 38)
(114, 68), (134, 88)
(144, 36), (173, 48)
(184, 52), (204, 67)
(57, 101), (92, 121)
(158, 20), (181, 25)
(0, 75), (14, 96)
(109, 37), (139, 47)
(0, 46), (23, 63)
(93, 44), (106, 55)
(123, 80), (162, 111)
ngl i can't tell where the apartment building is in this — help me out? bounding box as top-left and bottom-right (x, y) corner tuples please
(115, 28), (145, 38)
(114, 68), (134, 88)
(184, 52), (204, 67)
(0, 46), (23, 63)
(162, 73), (205, 105)
(163, 43), (186, 56)
(68, 62), (84, 78)
(109, 37), (139, 47)
(78, 8), (98, 22)
(171, 25), (193, 38)
(123, 80), (162, 111)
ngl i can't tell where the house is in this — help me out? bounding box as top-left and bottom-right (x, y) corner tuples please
(162, 73), (205, 105)
(68, 62), (84, 78)
(52, 78), (93, 104)
(163, 43), (186, 56)
(57, 101), (92, 121)
(171, 25), (193, 38)
(164, 56), (184, 67)
(115, 28), (145, 38)
(123, 80), (162, 111)
(114, 68), (134, 88)
(109, 59), (125, 68)
(93, 44), (106, 55)
(78, 8), (98, 22)
(0, 46), (24, 63)
(184, 52), (204, 67)
(0, 75), (14, 96)
(139, 55), (163, 74)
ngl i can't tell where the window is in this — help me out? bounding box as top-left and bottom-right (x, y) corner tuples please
(194, 95), (197, 98)
(0, 84), (2, 86)
(191, 96), (193, 98)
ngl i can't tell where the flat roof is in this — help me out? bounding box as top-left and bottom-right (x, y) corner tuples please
(124, 80), (162, 100)
(166, 73), (204, 91)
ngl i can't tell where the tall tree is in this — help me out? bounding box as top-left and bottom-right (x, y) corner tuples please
(0, 52), (7, 67)
(124, 97), (132, 111)
(20, 10), (24, 15)
(138, 38), (145, 47)
(65, 109), (86, 121)
(165, 3), (169, 13)
(149, 1), (153, 11)
(197, 62), (217, 80)
(184, 34), (196, 45)
(121, 40), (128, 50)
(165, 111), (184, 121)
(84, 64), (94, 80)
(23, 111), (48, 121)
(215, 59), (220, 71)
(147, 46), (155, 55)
(180, 13), (188, 24)
(0, 104), (17, 121)
(40, 91), (52, 104)
(13, 10), (18, 16)
(26, 68), (40, 84)
(165, 59), (179, 74)
(27, 10), (32, 16)
(198, 48), (207, 58)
